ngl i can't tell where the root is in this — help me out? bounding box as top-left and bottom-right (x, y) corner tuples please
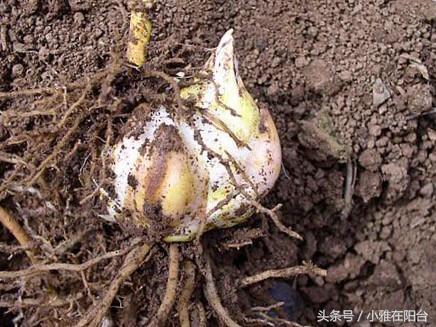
(0, 206), (37, 264)
(222, 228), (263, 250)
(143, 69), (185, 116)
(341, 158), (357, 218)
(0, 151), (29, 166)
(76, 242), (152, 327)
(150, 243), (180, 327)
(248, 201), (303, 241)
(243, 317), (275, 327)
(195, 208), (207, 242)
(53, 228), (95, 256)
(177, 260), (196, 327)
(27, 112), (84, 186)
(195, 302), (207, 327)
(0, 243), (35, 255)
(0, 241), (138, 279)
(239, 261), (327, 288)
(57, 82), (92, 129)
(0, 87), (60, 99)
(251, 302), (285, 312)
(0, 293), (83, 309)
(255, 312), (310, 327)
(204, 254), (241, 327)
(201, 144), (301, 241)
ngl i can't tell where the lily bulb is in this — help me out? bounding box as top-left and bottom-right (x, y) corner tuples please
(107, 29), (281, 242)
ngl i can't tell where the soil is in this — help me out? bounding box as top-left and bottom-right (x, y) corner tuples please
(0, 0), (435, 326)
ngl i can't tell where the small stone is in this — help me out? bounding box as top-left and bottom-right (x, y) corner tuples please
(376, 136), (389, 148)
(400, 143), (415, 158)
(358, 149), (382, 171)
(24, 0), (39, 15)
(379, 225), (392, 240)
(356, 171), (382, 202)
(94, 28), (103, 38)
(68, 0), (90, 11)
(304, 59), (332, 92)
(368, 124), (382, 137)
(339, 70), (352, 82)
(368, 260), (402, 290)
(326, 254), (365, 283)
(38, 46), (51, 61)
(420, 1), (436, 20)
(419, 183), (434, 198)
(307, 26), (318, 38)
(381, 161), (410, 202)
(23, 35), (34, 44)
(73, 12), (85, 24)
(295, 56), (309, 68)
(300, 285), (334, 304)
(271, 56), (281, 68)
(319, 236), (347, 259)
(354, 240), (391, 264)
(267, 82), (280, 97)
(373, 78), (391, 107)
(407, 84), (432, 114)
(427, 129), (436, 142)
(11, 64), (24, 77)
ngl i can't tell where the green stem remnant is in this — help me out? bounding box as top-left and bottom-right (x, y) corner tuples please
(127, 0), (154, 66)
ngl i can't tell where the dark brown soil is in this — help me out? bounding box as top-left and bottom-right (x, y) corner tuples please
(1, 0), (435, 326)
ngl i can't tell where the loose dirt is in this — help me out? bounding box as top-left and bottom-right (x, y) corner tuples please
(0, 0), (435, 326)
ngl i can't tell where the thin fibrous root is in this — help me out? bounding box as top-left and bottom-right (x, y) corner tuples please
(196, 302), (207, 327)
(0, 292), (83, 309)
(77, 242), (152, 327)
(53, 228), (95, 256)
(177, 260), (196, 327)
(210, 153), (302, 242)
(248, 201), (303, 241)
(0, 206), (37, 264)
(239, 261), (327, 288)
(251, 301), (285, 312)
(0, 87), (59, 99)
(256, 312), (310, 327)
(149, 243), (180, 327)
(143, 70), (185, 116)
(204, 254), (242, 327)
(0, 240), (140, 280)
(341, 158), (356, 218)
(0, 243), (35, 255)
(57, 82), (92, 129)
(27, 112), (84, 186)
